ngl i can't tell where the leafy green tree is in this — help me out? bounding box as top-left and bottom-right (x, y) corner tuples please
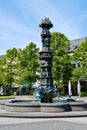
(71, 68), (83, 82)
(0, 48), (19, 88)
(71, 38), (87, 81)
(0, 58), (4, 85)
(18, 42), (40, 91)
(50, 32), (72, 86)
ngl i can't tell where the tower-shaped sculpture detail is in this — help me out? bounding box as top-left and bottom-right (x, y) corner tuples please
(39, 18), (54, 103)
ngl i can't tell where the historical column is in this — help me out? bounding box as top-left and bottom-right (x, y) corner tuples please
(39, 18), (54, 103)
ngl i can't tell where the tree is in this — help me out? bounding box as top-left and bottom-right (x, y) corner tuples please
(71, 38), (87, 82)
(0, 48), (20, 88)
(18, 42), (40, 91)
(0, 58), (4, 85)
(50, 32), (72, 86)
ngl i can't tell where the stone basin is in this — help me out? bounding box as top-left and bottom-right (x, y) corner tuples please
(0, 99), (87, 113)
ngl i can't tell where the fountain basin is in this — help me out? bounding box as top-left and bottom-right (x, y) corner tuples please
(5, 100), (40, 112)
(5, 103), (40, 112)
(1, 99), (87, 113)
(4, 100), (70, 113)
(70, 102), (87, 111)
(40, 103), (71, 112)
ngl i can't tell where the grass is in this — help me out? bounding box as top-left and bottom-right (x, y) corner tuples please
(0, 95), (15, 99)
(0, 94), (34, 99)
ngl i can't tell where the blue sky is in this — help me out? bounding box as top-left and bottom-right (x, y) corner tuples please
(0, 0), (87, 54)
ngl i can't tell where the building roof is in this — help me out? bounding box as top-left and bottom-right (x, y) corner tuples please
(69, 37), (87, 52)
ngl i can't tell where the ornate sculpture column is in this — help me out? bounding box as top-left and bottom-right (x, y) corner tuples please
(39, 18), (54, 103)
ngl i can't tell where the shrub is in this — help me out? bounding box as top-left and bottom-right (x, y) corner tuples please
(80, 92), (87, 97)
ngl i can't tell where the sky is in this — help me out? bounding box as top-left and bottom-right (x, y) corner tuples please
(0, 0), (87, 55)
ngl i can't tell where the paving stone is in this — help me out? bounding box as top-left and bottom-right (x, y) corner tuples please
(0, 120), (87, 130)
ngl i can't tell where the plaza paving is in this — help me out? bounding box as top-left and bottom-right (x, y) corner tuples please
(0, 117), (87, 130)
(0, 96), (87, 129)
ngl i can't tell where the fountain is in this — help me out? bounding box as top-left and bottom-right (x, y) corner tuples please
(38, 17), (57, 103)
(0, 18), (87, 115)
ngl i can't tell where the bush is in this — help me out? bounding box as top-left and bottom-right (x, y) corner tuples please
(80, 92), (87, 97)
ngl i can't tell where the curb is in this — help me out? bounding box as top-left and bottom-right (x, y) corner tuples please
(0, 111), (87, 118)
